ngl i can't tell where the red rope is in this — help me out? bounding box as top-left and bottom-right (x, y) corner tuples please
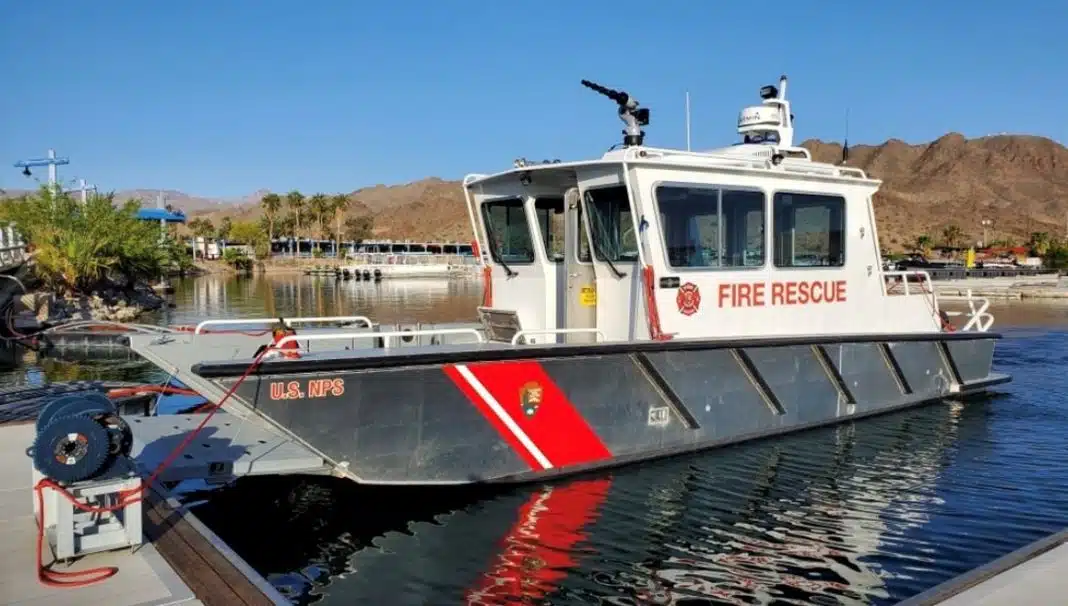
(33, 344), (274, 587)
(481, 265), (493, 308)
(106, 385), (200, 398)
(642, 266), (672, 341)
(172, 325), (271, 336)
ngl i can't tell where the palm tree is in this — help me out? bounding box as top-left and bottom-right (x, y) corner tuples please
(941, 224), (964, 250)
(285, 190), (305, 256)
(189, 218), (215, 239)
(1029, 231), (1051, 256)
(217, 217), (233, 241)
(331, 193), (350, 257)
(285, 190), (305, 238)
(308, 193), (330, 250)
(260, 192), (281, 245)
(912, 234), (932, 257)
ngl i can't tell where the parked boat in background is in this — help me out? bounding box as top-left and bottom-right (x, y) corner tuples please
(344, 239), (479, 278)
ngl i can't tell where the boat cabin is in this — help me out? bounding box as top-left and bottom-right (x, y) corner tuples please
(464, 76), (946, 344)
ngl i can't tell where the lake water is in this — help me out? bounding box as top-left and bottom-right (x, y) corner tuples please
(4, 274), (1068, 605)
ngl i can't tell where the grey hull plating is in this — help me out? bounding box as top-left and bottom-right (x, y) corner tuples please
(204, 333), (1008, 485)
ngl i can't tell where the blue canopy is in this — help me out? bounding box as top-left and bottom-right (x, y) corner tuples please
(136, 208), (186, 223)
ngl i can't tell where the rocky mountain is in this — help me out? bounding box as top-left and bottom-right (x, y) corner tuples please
(0, 187), (269, 213)
(801, 133), (1068, 250)
(110, 188), (271, 212)
(185, 178), (470, 241)
(5, 134), (1065, 250)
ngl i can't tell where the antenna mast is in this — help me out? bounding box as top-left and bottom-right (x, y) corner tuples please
(842, 108), (851, 164)
(685, 91), (692, 151)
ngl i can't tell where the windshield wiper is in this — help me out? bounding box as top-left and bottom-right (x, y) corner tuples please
(486, 240), (518, 276)
(601, 253), (626, 279)
(494, 254), (517, 277)
(588, 216), (627, 278)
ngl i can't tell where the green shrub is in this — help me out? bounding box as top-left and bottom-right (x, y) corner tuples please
(0, 187), (182, 294)
(222, 247), (253, 271)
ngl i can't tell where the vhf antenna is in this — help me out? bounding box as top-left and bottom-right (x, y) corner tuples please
(581, 79), (650, 148)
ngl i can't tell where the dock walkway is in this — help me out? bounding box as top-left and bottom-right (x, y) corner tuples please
(1, 415), (290, 605)
(901, 528), (1068, 605)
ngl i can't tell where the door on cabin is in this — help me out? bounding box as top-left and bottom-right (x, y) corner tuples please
(563, 188), (597, 343)
(581, 184), (641, 341)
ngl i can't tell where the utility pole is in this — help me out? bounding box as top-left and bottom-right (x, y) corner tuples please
(13, 148), (70, 195)
(60, 178), (96, 204)
(77, 179), (92, 204)
(155, 191), (172, 294)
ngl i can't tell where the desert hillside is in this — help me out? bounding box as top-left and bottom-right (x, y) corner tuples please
(801, 133), (1068, 250)
(216, 133), (1064, 250)
(5, 133), (1064, 250)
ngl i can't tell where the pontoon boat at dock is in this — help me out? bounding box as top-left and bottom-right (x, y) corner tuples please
(116, 75), (1008, 486)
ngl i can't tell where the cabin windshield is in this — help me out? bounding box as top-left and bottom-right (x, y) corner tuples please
(482, 198), (535, 264)
(584, 186), (639, 263)
(656, 185), (765, 268)
(534, 197), (564, 262)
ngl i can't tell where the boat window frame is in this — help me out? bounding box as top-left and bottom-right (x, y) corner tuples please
(573, 200), (593, 265)
(479, 196), (538, 266)
(771, 190), (848, 269)
(581, 184), (642, 264)
(533, 196), (565, 264)
(649, 180), (769, 272)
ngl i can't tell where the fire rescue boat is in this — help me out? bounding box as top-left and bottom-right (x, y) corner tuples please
(122, 75), (1008, 486)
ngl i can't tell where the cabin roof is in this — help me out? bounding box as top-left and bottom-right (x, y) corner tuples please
(463, 144), (880, 190)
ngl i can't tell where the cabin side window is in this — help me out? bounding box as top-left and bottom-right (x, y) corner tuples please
(534, 197), (564, 263)
(576, 203), (591, 263)
(584, 186), (639, 263)
(655, 185), (765, 268)
(772, 192), (845, 267)
(481, 198), (535, 265)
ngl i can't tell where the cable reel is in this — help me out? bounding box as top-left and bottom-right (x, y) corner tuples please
(30, 392), (134, 484)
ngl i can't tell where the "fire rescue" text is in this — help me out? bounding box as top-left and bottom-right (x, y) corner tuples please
(716, 280), (847, 308)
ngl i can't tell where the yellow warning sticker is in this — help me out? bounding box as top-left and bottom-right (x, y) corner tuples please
(580, 285), (597, 307)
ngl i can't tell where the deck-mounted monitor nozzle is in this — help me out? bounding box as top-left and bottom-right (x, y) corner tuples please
(581, 79), (650, 148)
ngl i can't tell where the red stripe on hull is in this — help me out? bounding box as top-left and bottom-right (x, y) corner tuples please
(463, 360), (612, 468)
(465, 478), (612, 604)
(443, 364), (542, 470)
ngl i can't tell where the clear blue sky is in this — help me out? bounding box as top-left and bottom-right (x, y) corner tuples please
(2, 1), (1065, 198)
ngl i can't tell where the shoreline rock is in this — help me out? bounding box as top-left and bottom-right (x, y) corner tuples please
(16, 284), (166, 325)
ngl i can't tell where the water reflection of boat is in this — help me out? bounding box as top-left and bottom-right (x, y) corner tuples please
(606, 400), (982, 605)
(189, 399), (987, 605)
(352, 278), (453, 296)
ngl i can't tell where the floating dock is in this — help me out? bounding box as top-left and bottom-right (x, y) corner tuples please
(0, 382), (325, 606)
(934, 276), (1068, 300)
(903, 528), (1068, 605)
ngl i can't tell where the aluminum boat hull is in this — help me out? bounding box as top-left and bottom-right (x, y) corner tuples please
(189, 332), (1007, 485)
